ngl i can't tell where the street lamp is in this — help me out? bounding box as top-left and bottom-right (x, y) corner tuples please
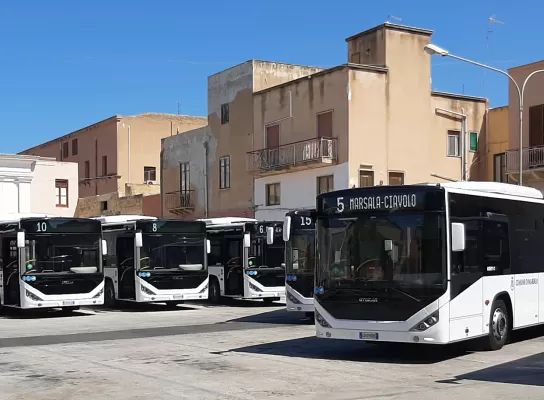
(424, 43), (544, 186)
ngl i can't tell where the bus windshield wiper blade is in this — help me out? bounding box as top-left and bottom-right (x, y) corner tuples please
(390, 287), (421, 303)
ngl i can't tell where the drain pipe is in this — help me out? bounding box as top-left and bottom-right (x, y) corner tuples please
(160, 147), (164, 218)
(203, 141), (209, 218)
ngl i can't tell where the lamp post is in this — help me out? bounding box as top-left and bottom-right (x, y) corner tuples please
(424, 43), (544, 186)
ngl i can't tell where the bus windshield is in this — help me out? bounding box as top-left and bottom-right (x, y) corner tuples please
(249, 237), (285, 269)
(23, 234), (101, 275)
(140, 234), (205, 272)
(316, 212), (445, 297)
(286, 231), (315, 275)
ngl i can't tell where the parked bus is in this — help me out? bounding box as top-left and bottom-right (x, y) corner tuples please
(314, 181), (544, 350)
(0, 215), (106, 311)
(283, 209), (315, 315)
(201, 217), (285, 304)
(97, 215), (209, 307)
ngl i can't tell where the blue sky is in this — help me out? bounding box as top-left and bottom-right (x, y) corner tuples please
(1, 0), (542, 153)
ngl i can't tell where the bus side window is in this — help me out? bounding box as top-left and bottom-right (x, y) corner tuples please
(208, 239), (222, 266)
(482, 220), (510, 275)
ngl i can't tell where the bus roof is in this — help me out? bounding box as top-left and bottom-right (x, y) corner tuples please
(198, 217), (257, 226)
(93, 215), (158, 224)
(437, 181), (543, 200)
(0, 213), (56, 224)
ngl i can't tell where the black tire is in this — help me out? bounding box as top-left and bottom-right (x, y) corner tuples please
(209, 278), (221, 304)
(484, 299), (510, 351)
(104, 280), (116, 308)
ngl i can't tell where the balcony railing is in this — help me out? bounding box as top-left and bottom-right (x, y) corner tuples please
(165, 190), (195, 215)
(506, 146), (544, 174)
(247, 137), (337, 174)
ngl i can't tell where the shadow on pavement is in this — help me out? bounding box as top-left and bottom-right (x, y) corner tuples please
(227, 336), (469, 364)
(0, 308), (92, 320)
(196, 298), (286, 309)
(90, 302), (199, 313)
(226, 309), (314, 325)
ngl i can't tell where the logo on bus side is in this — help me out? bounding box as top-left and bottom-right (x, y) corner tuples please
(358, 298), (378, 303)
(516, 278), (538, 286)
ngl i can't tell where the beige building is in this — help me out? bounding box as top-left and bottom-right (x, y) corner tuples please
(20, 113), (206, 217)
(504, 60), (544, 189)
(0, 154), (78, 217)
(487, 106), (509, 183)
(162, 22), (488, 220)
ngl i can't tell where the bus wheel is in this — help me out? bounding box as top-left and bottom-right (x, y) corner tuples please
(104, 280), (116, 308)
(209, 279), (221, 304)
(485, 299), (510, 351)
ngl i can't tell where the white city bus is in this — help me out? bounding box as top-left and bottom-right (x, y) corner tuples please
(0, 215), (106, 311)
(97, 215), (210, 307)
(283, 209), (315, 315)
(314, 181), (544, 350)
(200, 217), (285, 304)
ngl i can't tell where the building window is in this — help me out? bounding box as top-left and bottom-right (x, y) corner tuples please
(84, 161), (90, 179)
(62, 142), (69, 159)
(102, 155), (108, 176)
(359, 170), (374, 187)
(447, 130), (460, 157)
(266, 183), (281, 206)
(317, 111), (333, 138)
(100, 201), (108, 212)
(219, 156), (231, 189)
(144, 166), (156, 182)
(72, 139), (78, 156)
(317, 175), (334, 195)
(221, 103), (230, 125)
(388, 171), (404, 185)
(494, 153), (508, 183)
(529, 104), (544, 147)
(469, 132), (478, 152)
(55, 180), (68, 207)
(180, 162), (189, 192)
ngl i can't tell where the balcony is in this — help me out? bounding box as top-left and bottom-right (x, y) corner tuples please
(506, 146), (544, 182)
(247, 137), (337, 176)
(165, 190), (195, 216)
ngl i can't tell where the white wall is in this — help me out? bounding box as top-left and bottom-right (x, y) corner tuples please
(254, 162), (349, 221)
(0, 155), (78, 218)
(31, 159), (79, 217)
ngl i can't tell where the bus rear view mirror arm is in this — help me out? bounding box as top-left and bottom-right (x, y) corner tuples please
(451, 222), (466, 252)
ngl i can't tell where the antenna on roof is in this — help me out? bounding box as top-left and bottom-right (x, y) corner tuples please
(483, 16), (505, 96)
(386, 15), (402, 24)
(177, 101), (181, 115)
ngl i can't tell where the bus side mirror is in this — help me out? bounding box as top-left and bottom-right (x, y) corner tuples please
(384, 240), (393, 252)
(266, 226), (274, 245)
(283, 216), (291, 242)
(451, 222), (466, 252)
(17, 230), (25, 248)
(135, 231), (143, 248)
(243, 233), (251, 248)
(206, 239), (211, 254)
(101, 239), (108, 256)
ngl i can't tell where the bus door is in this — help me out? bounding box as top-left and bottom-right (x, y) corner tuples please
(1, 237), (20, 306)
(116, 235), (136, 299)
(224, 234), (243, 296)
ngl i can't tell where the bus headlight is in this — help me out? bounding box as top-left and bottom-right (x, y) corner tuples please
(25, 290), (43, 302)
(287, 293), (301, 304)
(410, 311), (439, 332)
(93, 288), (104, 298)
(249, 282), (262, 292)
(199, 285), (208, 294)
(140, 285), (156, 296)
(315, 310), (331, 328)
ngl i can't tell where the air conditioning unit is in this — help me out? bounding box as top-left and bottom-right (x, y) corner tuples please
(144, 180), (156, 185)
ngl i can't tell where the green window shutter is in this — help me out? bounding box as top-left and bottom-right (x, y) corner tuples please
(470, 132), (478, 151)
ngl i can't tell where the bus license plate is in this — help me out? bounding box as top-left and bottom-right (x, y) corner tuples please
(173, 295), (184, 300)
(63, 300), (76, 306)
(359, 332), (379, 340)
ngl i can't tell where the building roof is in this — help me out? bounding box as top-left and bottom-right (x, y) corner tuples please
(431, 91), (488, 103)
(508, 59), (544, 72)
(345, 22), (433, 42)
(19, 112), (206, 154)
(253, 63), (388, 95)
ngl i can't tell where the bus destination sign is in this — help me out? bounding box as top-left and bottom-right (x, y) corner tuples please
(319, 187), (444, 214)
(22, 218), (102, 234)
(254, 222), (283, 237)
(291, 214), (315, 230)
(138, 220), (206, 234)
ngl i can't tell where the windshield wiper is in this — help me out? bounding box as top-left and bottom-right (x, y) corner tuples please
(390, 287), (421, 303)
